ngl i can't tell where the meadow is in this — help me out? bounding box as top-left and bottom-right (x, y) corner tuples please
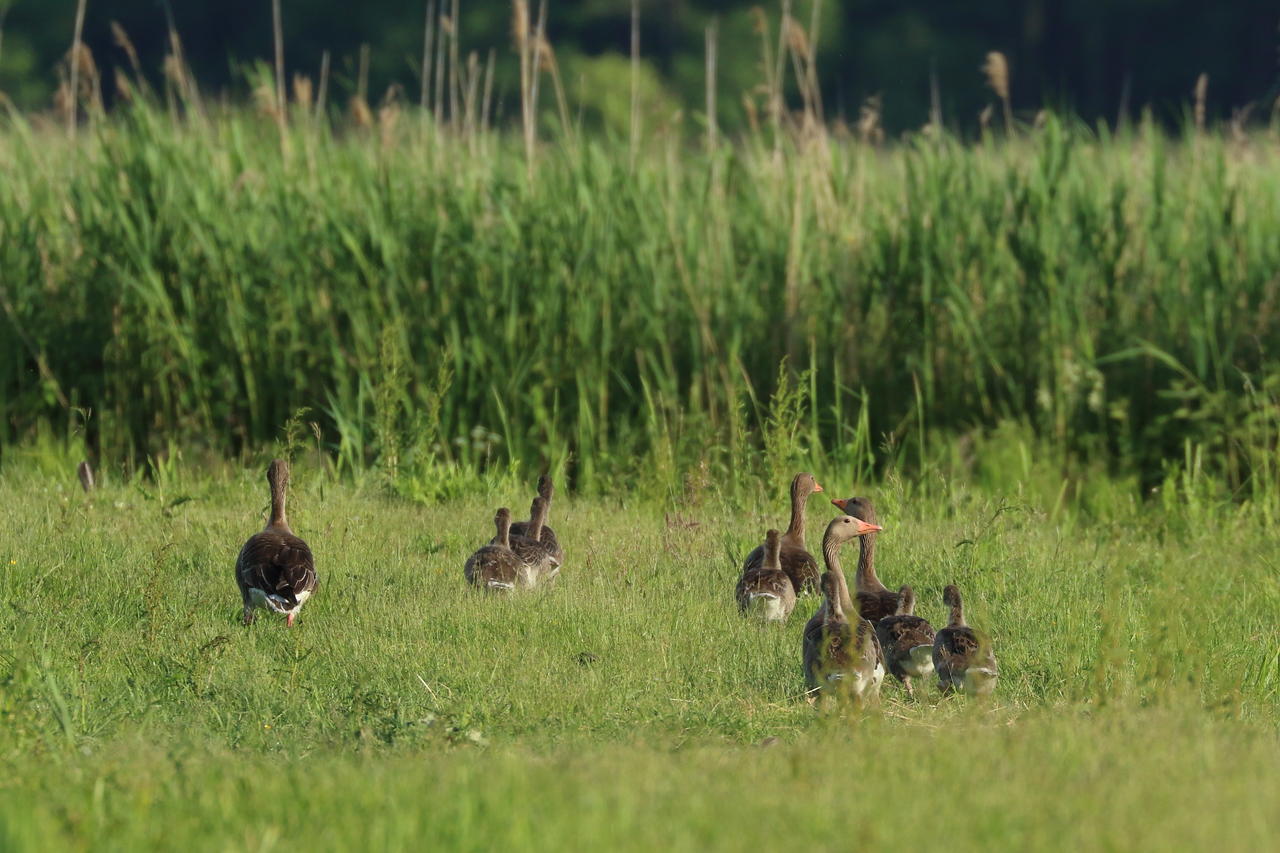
(1, 451), (1278, 850)
(3, 25), (1280, 848)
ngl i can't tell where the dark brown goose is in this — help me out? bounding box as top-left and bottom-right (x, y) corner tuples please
(465, 508), (523, 593)
(932, 585), (998, 696)
(735, 529), (796, 622)
(235, 459), (318, 627)
(831, 496), (899, 621)
(509, 475), (564, 563)
(874, 585), (936, 698)
(802, 514), (885, 703)
(508, 495), (561, 587)
(741, 473), (824, 594)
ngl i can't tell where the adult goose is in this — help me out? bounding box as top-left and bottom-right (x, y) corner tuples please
(742, 473), (824, 594)
(236, 459), (318, 627)
(464, 508), (523, 593)
(509, 475), (564, 563)
(932, 585), (998, 696)
(735, 529), (796, 622)
(802, 514), (885, 704)
(831, 496), (899, 621)
(874, 585), (936, 698)
(508, 496), (561, 587)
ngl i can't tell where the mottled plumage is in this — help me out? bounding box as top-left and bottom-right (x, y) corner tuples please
(802, 514), (886, 704)
(736, 529), (796, 621)
(236, 459), (317, 627)
(741, 473), (823, 595)
(508, 475), (564, 564)
(465, 508), (524, 593)
(933, 585), (998, 696)
(508, 495), (561, 587)
(875, 585), (936, 698)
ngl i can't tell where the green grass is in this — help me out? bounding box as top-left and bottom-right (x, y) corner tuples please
(3, 100), (1280, 500)
(2, 460), (1278, 849)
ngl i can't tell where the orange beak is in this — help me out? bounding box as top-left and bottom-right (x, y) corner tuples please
(830, 497), (847, 511)
(854, 519), (882, 535)
(813, 481), (824, 493)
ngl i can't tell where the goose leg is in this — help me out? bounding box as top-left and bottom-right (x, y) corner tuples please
(242, 604), (255, 625)
(286, 611), (296, 628)
(903, 675), (915, 700)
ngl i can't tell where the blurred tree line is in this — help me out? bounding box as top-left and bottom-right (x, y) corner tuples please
(0, 0), (1276, 134)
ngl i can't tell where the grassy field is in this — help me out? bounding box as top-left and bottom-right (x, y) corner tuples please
(2, 457), (1277, 850)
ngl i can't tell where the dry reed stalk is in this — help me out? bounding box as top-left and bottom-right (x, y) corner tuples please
(518, 0), (547, 180)
(982, 51), (1013, 134)
(537, 34), (575, 150)
(379, 84), (402, 150)
(480, 48), (495, 133)
(351, 43), (372, 126)
(857, 95), (883, 145)
(928, 60), (942, 135)
(1193, 73), (1208, 132)
(978, 103), (994, 135)
(448, 0), (460, 128)
(272, 0), (286, 129)
(772, 0), (791, 154)
(316, 50), (330, 121)
(463, 51), (480, 141)
(433, 8), (447, 125)
(805, 0), (824, 126)
(67, 0), (88, 138)
(110, 21), (143, 79)
(514, 0), (533, 175)
(293, 74), (313, 114)
(421, 0), (436, 111)
(629, 0), (640, 170)
(705, 19), (718, 152)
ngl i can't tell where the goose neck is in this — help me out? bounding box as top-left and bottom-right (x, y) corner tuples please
(822, 537), (855, 615)
(856, 532), (885, 591)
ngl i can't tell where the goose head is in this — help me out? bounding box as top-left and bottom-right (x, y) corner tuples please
(830, 496), (877, 525)
(822, 512), (882, 546)
(791, 472), (823, 500)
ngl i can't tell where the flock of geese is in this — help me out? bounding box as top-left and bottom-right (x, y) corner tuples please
(235, 462), (997, 703)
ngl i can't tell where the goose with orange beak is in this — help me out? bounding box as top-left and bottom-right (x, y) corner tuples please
(830, 496), (901, 621)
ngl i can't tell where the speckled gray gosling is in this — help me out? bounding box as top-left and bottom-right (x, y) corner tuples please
(874, 585), (936, 699)
(741, 473), (824, 595)
(802, 514), (885, 705)
(831, 496), (900, 622)
(509, 475), (564, 564)
(464, 508), (523, 593)
(508, 495), (561, 588)
(735, 529), (796, 622)
(235, 459), (318, 627)
(932, 585), (998, 696)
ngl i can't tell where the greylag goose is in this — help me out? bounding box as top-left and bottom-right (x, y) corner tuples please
(235, 459), (318, 627)
(735, 529), (796, 621)
(465, 508), (523, 593)
(509, 475), (564, 563)
(831, 496), (899, 621)
(932, 585), (998, 696)
(874, 585), (936, 698)
(508, 495), (561, 587)
(802, 514), (885, 704)
(741, 473), (824, 594)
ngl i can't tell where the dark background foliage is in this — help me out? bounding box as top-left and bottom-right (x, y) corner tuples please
(2, 1), (1277, 133)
